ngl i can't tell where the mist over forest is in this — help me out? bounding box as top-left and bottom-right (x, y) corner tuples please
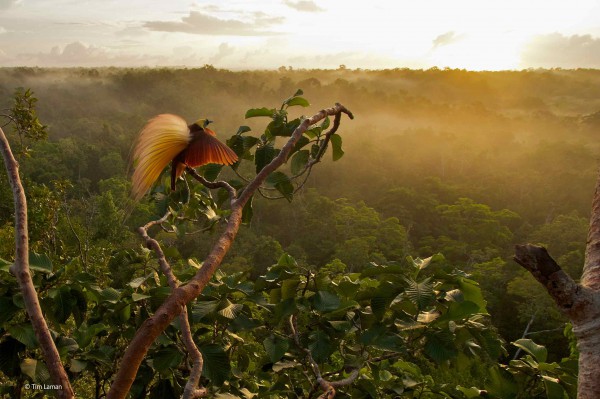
(1, 66), (599, 396)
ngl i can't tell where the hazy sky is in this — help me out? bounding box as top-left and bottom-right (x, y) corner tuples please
(1, 0), (600, 70)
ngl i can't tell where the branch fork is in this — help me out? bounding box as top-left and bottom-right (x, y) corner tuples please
(108, 103), (353, 399)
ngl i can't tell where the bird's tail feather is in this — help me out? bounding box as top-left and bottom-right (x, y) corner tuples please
(131, 114), (190, 201)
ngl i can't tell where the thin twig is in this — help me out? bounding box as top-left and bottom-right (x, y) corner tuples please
(185, 167), (237, 202)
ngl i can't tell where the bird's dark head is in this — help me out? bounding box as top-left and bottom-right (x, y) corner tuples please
(189, 118), (212, 131)
(189, 118), (216, 136)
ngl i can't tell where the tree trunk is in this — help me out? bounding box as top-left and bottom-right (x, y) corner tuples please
(514, 172), (600, 399)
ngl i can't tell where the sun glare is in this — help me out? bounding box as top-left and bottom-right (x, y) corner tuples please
(429, 32), (528, 71)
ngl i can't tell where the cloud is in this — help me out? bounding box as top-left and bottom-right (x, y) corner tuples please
(432, 31), (462, 48)
(209, 42), (235, 64)
(0, 26), (6, 34)
(521, 33), (600, 69)
(0, 0), (21, 10)
(11, 41), (199, 67)
(144, 11), (284, 36)
(283, 0), (324, 12)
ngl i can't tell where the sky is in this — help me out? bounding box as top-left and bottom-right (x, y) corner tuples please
(1, 0), (600, 70)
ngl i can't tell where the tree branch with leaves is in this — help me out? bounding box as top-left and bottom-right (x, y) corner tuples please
(0, 90), (74, 399)
(107, 97), (353, 399)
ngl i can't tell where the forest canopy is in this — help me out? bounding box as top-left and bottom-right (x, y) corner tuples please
(0, 66), (597, 397)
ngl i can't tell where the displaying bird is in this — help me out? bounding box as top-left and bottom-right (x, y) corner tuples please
(131, 114), (238, 201)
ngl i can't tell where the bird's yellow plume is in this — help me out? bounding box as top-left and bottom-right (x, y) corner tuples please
(131, 114), (190, 201)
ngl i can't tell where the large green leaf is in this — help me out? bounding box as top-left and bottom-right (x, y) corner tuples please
(285, 96), (310, 108)
(337, 277), (360, 298)
(278, 253), (297, 267)
(50, 286), (75, 323)
(266, 171), (294, 202)
(436, 300), (480, 323)
(267, 117), (301, 137)
(8, 324), (37, 348)
(56, 336), (79, 358)
(255, 144), (278, 173)
(360, 324), (404, 352)
(424, 330), (457, 362)
(281, 278), (300, 300)
(0, 257), (11, 273)
(263, 335), (289, 363)
(543, 376), (567, 399)
(512, 339), (548, 363)
(485, 366), (518, 398)
(191, 300), (220, 322)
(290, 150), (309, 175)
(217, 299), (243, 320)
(330, 134), (344, 161)
(29, 252), (53, 274)
(371, 296), (389, 320)
(100, 287), (121, 304)
(20, 358), (50, 383)
(404, 277), (434, 311)
(245, 107), (275, 118)
(200, 344), (231, 386)
(152, 346), (184, 372)
(199, 163), (224, 181)
(311, 291), (341, 313)
(308, 330), (333, 362)
(457, 277), (487, 312)
(69, 359), (87, 373)
(273, 298), (297, 323)
(74, 323), (106, 348)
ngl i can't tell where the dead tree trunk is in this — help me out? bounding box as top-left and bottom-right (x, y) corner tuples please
(514, 173), (600, 399)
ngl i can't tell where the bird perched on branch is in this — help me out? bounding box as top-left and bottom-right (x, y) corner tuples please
(131, 114), (238, 201)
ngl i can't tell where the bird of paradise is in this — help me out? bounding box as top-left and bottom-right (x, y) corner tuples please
(131, 114), (238, 201)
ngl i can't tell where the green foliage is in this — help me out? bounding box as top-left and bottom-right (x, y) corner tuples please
(0, 71), (594, 397)
(483, 339), (577, 399)
(6, 87), (48, 156)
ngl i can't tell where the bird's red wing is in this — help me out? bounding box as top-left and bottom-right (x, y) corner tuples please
(184, 130), (238, 167)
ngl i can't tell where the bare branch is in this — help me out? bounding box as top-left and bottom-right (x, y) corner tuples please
(137, 211), (206, 398)
(0, 126), (74, 398)
(185, 166), (237, 201)
(108, 103), (353, 399)
(513, 244), (586, 317)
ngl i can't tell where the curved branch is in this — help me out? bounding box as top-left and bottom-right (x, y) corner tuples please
(108, 103), (353, 399)
(0, 127), (74, 399)
(513, 244), (586, 317)
(137, 212), (206, 398)
(185, 167), (236, 202)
